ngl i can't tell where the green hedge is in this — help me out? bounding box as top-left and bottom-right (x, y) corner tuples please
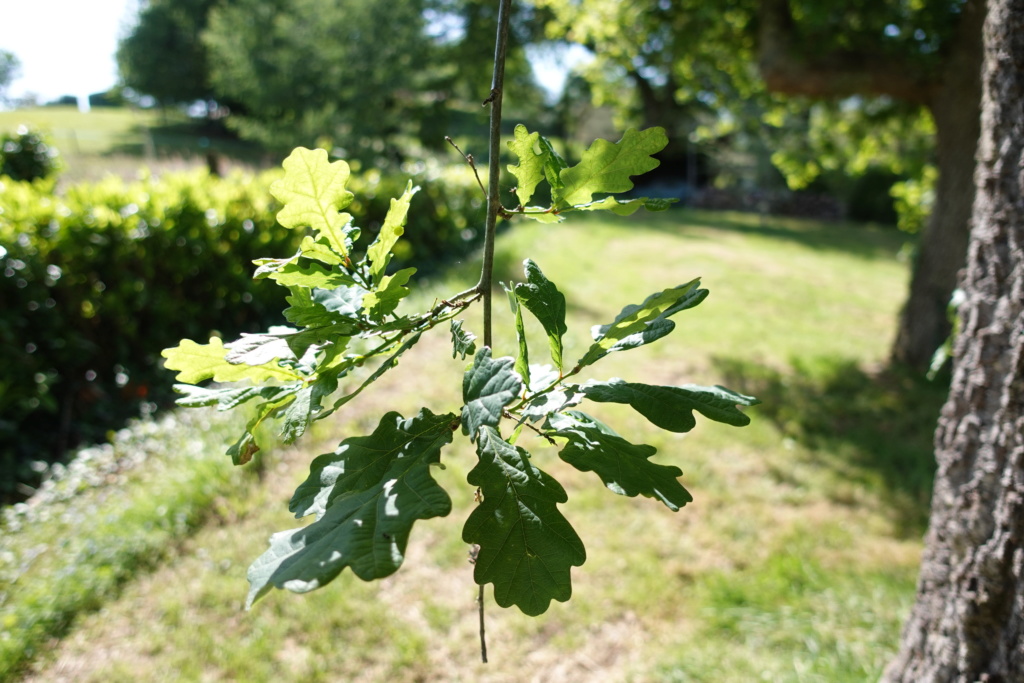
(0, 161), (485, 500)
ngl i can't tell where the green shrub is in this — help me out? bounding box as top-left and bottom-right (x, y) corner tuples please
(0, 126), (61, 182)
(0, 162), (485, 500)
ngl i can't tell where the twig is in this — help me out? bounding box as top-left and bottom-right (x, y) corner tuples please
(446, 136), (488, 199)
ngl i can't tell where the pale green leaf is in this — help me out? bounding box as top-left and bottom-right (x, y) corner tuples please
(557, 128), (668, 207)
(266, 261), (355, 289)
(546, 411), (692, 510)
(514, 259), (567, 372)
(270, 147), (355, 257)
(225, 333), (297, 366)
(298, 236), (345, 266)
(246, 409), (455, 608)
(578, 279), (708, 367)
(518, 210), (564, 224)
(161, 337), (302, 384)
(573, 196), (677, 215)
(367, 182), (418, 286)
(462, 426), (586, 616)
(362, 267), (416, 319)
(506, 125), (546, 206)
(582, 379), (760, 432)
(461, 348), (523, 440)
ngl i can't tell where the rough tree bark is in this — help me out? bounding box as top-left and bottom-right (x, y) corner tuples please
(883, 0), (1024, 678)
(759, 0), (985, 373)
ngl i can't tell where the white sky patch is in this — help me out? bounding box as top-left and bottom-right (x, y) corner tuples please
(527, 42), (594, 102)
(0, 0), (139, 104)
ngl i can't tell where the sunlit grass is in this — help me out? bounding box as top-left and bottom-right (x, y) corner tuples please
(12, 209), (939, 681)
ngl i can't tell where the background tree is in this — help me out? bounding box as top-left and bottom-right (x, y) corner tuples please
(116, 0), (219, 106)
(536, 0), (983, 372)
(0, 50), (21, 105)
(884, 0), (1024, 677)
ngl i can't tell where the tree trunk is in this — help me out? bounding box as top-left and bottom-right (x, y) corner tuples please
(890, 0), (985, 372)
(883, 0), (1024, 678)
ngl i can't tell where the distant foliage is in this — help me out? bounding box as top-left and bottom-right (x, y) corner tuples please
(0, 127), (61, 182)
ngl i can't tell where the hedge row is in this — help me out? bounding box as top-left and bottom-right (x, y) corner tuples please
(0, 161), (485, 500)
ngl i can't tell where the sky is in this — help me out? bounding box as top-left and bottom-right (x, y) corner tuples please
(0, 0), (139, 103)
(0, 0), (583, 106)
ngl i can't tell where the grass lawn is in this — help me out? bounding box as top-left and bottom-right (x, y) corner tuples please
(7, 208), (945, 682)
(0, 106), (269, 184)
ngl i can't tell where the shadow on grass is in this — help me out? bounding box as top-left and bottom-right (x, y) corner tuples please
(715, 356), (949, 535)
(633, 208), (911, 262)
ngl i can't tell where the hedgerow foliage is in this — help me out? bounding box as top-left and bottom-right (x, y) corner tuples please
(0, 164), (484, 500)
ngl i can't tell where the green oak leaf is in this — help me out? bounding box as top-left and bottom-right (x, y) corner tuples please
(266, 261), (356, 290)
(462, 348), (523, 441)
(521, 366), (582, 421)
(367, 182), (418, 286)
(514, 259), (567, 372)
(271, 147), (355, 257)
(546, 411), (692, 511)
(574, 196), (677, 215)
(503, 284), (530, 385)
(362, 267), (416, 320)
(540, 136), (568, 196)
(246, 410), (455, 608)
(225, 333), (297, 366)
(578, 279), (708, 368)
(226, 388), (302, 465)
(557, 127), (668, 207)
(280, 373), (340, 443)
(506, 125), (546, 206)
(290, 409), (456, 519)
(283, 286), (366, 329)
(298, 236), (346, 266)
(462, 426), (586, 616)
(451, 319), (477, 360)
(518, 209), (564, 224)
(173, 383), (296, 411)
(582, 379), (760, 432)
(161, 337), (302, 385)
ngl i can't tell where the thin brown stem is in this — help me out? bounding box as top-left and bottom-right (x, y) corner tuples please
(445, 136), (488, 199)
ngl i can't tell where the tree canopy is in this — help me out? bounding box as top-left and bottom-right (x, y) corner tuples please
(537, 0), (983, 371)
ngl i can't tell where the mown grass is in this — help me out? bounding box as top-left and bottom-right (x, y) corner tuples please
(0, 106), (267, 184)
(11, 208), (942, 681)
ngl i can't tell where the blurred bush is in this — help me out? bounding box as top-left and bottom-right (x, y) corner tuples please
(0, 126), (61, 182)
(0, 161), (485, 501)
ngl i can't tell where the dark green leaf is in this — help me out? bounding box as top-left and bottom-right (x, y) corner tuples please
(578, 279), (708, 367)
(461, 349), (523, 440)
(583, 379), (760, 432)
(503, 284), (530, 385)
(247, 409), (455, 608)
(462, 426), (586, 615)
(173, 383), (297, 411)
(450, 319), (477, 360)
(514, 259), (567, 372)
(280, 373), (339, 443)
(290, 408), (456, 518)
(546, 411), (692, 510)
